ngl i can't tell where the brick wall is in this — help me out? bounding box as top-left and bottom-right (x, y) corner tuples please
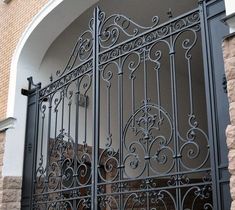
(0, 0), (49, 121)
(223, 34), (235, 210)
(0, 1), (49, 209)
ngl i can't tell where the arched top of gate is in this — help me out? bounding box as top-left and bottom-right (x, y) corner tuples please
(39, 3), (203, 100)
(98, 9), (160, 48)
(54, 6), (160, 78)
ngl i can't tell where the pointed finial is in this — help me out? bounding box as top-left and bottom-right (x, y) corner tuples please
(50, 74), (53, 83)
(198, 0), (204, 4)
(167, 8), (173, 19)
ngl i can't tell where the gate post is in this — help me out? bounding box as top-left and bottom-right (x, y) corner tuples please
(92, 6), (100, 210)
(199, 0), (230, 209)
(21, 77), (41, 210)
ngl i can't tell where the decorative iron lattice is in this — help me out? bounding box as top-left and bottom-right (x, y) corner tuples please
(22, 1), (230, 209)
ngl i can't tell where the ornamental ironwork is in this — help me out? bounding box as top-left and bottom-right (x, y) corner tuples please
(21, 1), (230, 210)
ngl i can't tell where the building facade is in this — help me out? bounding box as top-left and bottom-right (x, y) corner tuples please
(0, 0), (235, 209)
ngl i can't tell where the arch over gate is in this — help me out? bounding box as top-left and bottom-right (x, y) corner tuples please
(4, 0), (98, 178)
(22, 0), (230, 209)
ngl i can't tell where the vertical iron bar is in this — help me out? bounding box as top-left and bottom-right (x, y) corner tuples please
(68, 95), (72, 137)
(143, 50), (148, 108)
(61, 89), (65, 133)
(107, 78), (111, 139)
(118, 58), (123, 209)
(31, 86), (41, 210)
(54, 105), (58, 141)
(59, 89), (65, 200)
(169, 27), (181, 209)
(73, 84), (80, 209)
(143, 49), (150, 209)
(186, 50), (194, 116)
(131, 68), (135, 128)
(156, 62), (162, 122)
(92, 6), (100, 210)
(199, 0), (220, 209)
(45, 97), (52, 209)
(39, 102), (45, 169)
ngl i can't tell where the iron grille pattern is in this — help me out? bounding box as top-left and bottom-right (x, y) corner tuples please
(22, 1), (230, 209)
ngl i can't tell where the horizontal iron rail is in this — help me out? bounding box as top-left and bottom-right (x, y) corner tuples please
(98, 8), (200, 64)
(33, 184), (92, 197)
(98, 21), (200, 66)
(33, 181), (212, 205)
(33, 168), (211, 198)
(96, 181), (212, 197)
(96, 168), (211, 186)
(39, 58), (93, 99)
(33, 194), (91, 205)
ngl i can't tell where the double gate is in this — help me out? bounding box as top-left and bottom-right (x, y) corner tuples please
(22, 0), (231, 209)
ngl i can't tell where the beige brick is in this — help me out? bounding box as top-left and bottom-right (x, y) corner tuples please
(0, 142), (5, 155)
(0, 203), (7, 210)
(230, 38), (235, 58)
(2, 189), (21, 203)
(230, 102), (235, 126)
(5, 202), (21, 210)
(231, 176), (235, 200)
(231, 200), (235, 210)
(3, 177), (22, 190)
(227, 125), (235, 150)
(0, 179), (3, 191)
(228, 150), (235, 174)
(0, 0), (49, 120)
(225, 57), (235, 81)
(228, 80), (235, 103)
(223, 39), (230, 60)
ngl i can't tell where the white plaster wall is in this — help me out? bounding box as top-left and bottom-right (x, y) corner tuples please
(225, 0), (235, 15)
(4, 0), (98, 177)
(225, 0), (235, 32)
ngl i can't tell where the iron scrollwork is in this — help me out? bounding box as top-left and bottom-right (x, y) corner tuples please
(32, 3), (216, 210)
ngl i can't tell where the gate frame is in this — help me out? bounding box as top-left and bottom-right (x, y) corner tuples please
(21, 0), (230, 209)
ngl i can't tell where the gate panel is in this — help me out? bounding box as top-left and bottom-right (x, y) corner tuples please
(21, 1), (230, 209)
(97, 5), (212, 210)
(31, 20), (95, 209)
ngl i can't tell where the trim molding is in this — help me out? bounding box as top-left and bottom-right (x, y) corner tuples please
(0, 117), (16, 131)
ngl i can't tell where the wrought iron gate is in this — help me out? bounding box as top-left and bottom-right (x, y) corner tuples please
(21, 0), (231, 209)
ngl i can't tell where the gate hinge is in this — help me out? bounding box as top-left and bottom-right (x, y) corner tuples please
(21, 88), (32, 96)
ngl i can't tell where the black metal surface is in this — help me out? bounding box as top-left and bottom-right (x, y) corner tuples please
(21, 0), (230, 209)
(21, 78), (41, 209)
